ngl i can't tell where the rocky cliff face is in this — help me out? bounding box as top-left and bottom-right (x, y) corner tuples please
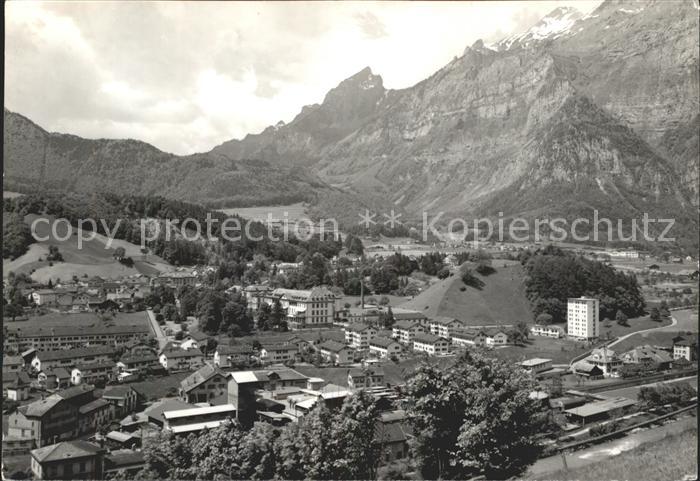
(4, 0), (698, 237)
(210, 0), (698, 218)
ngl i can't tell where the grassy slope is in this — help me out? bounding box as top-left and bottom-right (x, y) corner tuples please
(537, 427), (698, 481)
(399, 260), (532, 326)
(2, 213), (171, 279)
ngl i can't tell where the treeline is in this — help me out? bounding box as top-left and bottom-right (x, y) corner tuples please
(2, 213), (32, 259)
(520, 246), (645, 322)
(118, 352), (550, 481)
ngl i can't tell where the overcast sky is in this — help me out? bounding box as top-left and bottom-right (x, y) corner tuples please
(5, 1), (602, 155)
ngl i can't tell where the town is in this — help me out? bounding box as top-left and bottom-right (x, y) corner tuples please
(2, 234), (698, 479)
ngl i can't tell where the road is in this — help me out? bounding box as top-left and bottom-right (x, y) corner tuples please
(607, 314), (678, 348)
(146, 308), (168, 350)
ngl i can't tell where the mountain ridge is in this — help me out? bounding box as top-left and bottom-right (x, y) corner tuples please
(4, 0), (698, 247)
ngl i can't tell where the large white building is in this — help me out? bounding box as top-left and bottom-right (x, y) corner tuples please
(567, 297), (600, 340)
(246, 286), (339, 329)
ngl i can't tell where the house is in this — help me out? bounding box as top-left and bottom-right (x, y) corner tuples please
(451, 329), (486, 348)
(620, 345), (673, 370)
(71, 361), (117, 386)
(412, 333), (450, 356)
(571, 361), (604, 379)
(151, 270), (197, 288)
(368, 337), (402, 359)
(584, 347), (623, 376)
(102, 385), (139, 418)
(117, 352), (160, 373)
(391, 320), (425, 345)
(3, 354), (24, 372)
(159, 348), (204, 371)
(8, 384), (97, 447)
(31, 346), (116, 373)
(345, 323), (377, 349)
(31, 289), (57, 306)
(391, 310), (429, 326)
(483, 329), (509, 346)
(31, 440), (105, 480)
(179, 338), (200, 351)
(318, 340), (354, 364)
(530, 324), (565, 338)
(673, 336), (698, 362)
(259, 344), (298, 364)
(38, 367), (72, 390)
(428, 317), (463, 338)
(520, 358), (553, 374)
(77, 398), (113, 435)
(347, 367), (385, 389)
(179, 364), (231, 404)
(4, 371), (32, 400)
(249, 286), (339, 329)
(376, 415), (411, 464)
(213, 344), (254, 368)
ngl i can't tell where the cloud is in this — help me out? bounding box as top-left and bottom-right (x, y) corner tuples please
(5, 1), (603, 155)
(354, 11), (388, 39)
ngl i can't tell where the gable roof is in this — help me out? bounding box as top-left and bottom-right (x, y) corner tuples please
(216, 344), (254, 356)
(319, 340), (350, 353)
(369, 337), (400, 348)
(161, 348), (203, 358)
(20, 395), (63, 418)
(35, 346), (116, 362)
(180, 364), (229, 392)
(430, 316), (462, 326)
(413, 333), (447, 344)
(393, 320), (422, 330)
(345, 323), (375, 333)
(32, 440), (103, 463)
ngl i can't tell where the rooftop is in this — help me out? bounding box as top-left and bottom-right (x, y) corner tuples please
(163, 404), (236, 420)
(565, 397), (637, 418)
(180, 364), (229, 392)
(31, 440), (103, 463)
(35, 346), (116, 362)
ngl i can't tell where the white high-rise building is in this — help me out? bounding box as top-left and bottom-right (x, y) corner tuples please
(567, 297), (600, 339)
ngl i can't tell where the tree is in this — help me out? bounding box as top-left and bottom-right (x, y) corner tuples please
(404, 351), (549, 479)
(114, 247), (126, 260)
(615, 310), (629, 326)
(437, 267), (451, 279)
(535, 313), (553, 325)
(3, 303), (23, 321)
(649, 307), (661, 322)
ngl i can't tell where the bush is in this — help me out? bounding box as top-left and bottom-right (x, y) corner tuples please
(475, 263), (496, 276)
(437, 267), (451, 279)
(461, 269), (485, 289)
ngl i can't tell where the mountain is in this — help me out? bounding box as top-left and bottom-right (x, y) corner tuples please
(3, 109), (332, 208)
(4, 0), (698, 245)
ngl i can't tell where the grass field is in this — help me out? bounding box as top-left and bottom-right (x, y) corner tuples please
(487, 337), (593, 364)
(217, 203), (308, 222)
(536, 426), (698, 481)
(4, 310), (151, 330)
(399, 260), (532, 326)
(3, 214), (171, 279)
